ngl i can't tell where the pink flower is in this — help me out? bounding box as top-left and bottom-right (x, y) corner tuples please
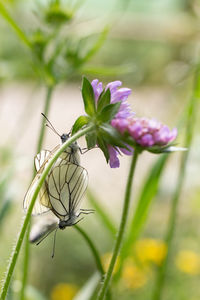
(91, 79), (133, 168)
(112, 117), (177, 148)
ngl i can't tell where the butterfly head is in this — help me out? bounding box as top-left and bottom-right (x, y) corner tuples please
(60, 133), (70, 144)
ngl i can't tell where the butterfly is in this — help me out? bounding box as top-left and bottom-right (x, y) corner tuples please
(24, 114), (92, 247)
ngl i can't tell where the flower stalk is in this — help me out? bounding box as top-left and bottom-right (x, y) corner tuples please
(0, 125), (94, 300)
(151, 66), (199, 300)
(97, 149), (139, 300)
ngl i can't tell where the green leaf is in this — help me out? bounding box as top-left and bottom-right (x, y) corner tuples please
(116, 154), (168, 279)
(148, 144), (187, 154)
(161, 146), (187, 153)
(72, 115), (90, 135)
(80, 26), (109, 64)
(99, 102), (121, 123)
(100, 123), (128, 148)
(97, 89), (111, 113)
(97, 134), (109, 163)
(87, 189), (117, 237)
(86, 131), (97, 149)
(82, 77), (96, 116)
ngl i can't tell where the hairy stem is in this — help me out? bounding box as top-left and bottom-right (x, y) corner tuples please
(0, 125), (94, 300)
(97, 150), (139, 300)
(20, 85), (54, 300)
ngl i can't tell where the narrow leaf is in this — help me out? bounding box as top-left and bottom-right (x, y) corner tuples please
(82, 77), (96, 116)
(99, 102), (121, 123)
(162, 146), (187, 153)
(87, 189), (117, 237)
(81, 25), (109, 63)
(0, 3), (32, 49)
(97, 89), (111, 113)
(72, 115), (90, 135)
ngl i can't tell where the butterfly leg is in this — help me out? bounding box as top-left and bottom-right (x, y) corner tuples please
(80, 208), (95, 212)
(73, 217), (84, 225)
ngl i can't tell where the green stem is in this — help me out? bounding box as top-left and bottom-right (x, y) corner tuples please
(97, 150), (139, 300)
(36, 86), (54, 155)
(19, 85), (54, 300)
(151, 67), (199, 300)
(0, 125), (94, 300)
(75, 225), (104, 275)
(19, 225), (30, 300)
(0, 2), (32, 49)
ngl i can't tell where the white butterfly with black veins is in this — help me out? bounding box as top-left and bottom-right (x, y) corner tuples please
(24, 114), (92, 246)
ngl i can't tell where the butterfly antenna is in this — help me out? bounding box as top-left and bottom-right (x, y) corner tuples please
(41, 113), (61, 137)
(52, 227), (58, 258)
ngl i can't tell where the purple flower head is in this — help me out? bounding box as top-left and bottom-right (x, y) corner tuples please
(91, 79), (133, 119)
(112, 116), (177, 148)
(91, 79), (134, 168)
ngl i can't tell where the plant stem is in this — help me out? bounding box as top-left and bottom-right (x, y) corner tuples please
(36, 86), (54, 155)
(19, 85), (54, 300)
(0, 2), (32, 49)
(19, 225), (30, 300)
(151, 67), (199, 300)
(0, 125), (94, 300)
(75, 225), (104, 275)
(97, 150), (139, 300)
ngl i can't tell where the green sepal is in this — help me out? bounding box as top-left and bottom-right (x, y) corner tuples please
(86, 131), (97, 149)
(148, 145), (187, 154)
(99, 102), (121, 123)
(97, 88), (111, 113)
(82, 77), (96, 116)
(100, 123), (128, 148)
(72, 115), (90, 135)
(97, 134), (109, 163)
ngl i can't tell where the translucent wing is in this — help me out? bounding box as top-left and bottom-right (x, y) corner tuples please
(23, 150), (53, 215)
(34, 149), (51, 172)
(47, 163), (88, 220)
(24, 143), (81, 216)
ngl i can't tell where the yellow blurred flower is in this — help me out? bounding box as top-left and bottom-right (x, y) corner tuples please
(175, 250), (200, 275)
(135, 238), (167, 266)
(101, 252), (120, 274)
(51, 283), (78, 300)
(122, 260), (149, 290)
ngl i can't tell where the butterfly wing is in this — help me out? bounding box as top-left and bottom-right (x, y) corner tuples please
(24, 144), (81, 216)
(34, 149), (51, 172)
(23, 149), (53, 215)
(46, 163), (88, 220)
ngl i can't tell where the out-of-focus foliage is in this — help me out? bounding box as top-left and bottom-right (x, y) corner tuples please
(0, 0), (200, 300)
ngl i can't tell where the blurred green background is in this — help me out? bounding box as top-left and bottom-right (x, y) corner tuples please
(0, 0), (200, 299)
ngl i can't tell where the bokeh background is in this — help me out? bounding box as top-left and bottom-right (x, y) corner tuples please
(0, 0), (200, 299)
